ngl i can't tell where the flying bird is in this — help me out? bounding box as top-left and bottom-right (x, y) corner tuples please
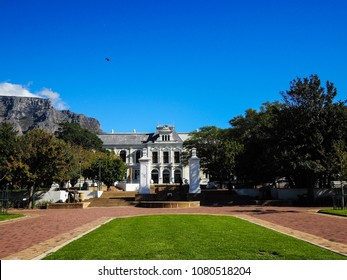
(105, 57), (110, 62)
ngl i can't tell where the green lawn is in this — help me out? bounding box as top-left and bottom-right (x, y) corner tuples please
(0, 213), (24, 221)
(44, 214), (347, 260)
(318, 209), (347, 217)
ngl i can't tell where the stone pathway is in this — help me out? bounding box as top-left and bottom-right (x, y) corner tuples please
(1, 206), (347, 259)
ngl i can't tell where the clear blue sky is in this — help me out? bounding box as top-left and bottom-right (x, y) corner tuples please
(1, 0), (346, 133)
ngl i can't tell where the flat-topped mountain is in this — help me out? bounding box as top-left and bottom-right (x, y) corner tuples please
(0, 96), (103, 135)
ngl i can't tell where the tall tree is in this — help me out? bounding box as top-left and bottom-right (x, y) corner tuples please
(84, 152), (127, 188)
(277, 75), (347, 194)
(19, 129), (74, 208)
(229, 102), (282, 184)
(183, 126), (243, 181)
(66, 145), (99, 186)
(55, 122), (103, 151)
(0, 122), (21, 187)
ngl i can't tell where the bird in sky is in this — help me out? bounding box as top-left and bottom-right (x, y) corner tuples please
(105, 57), (110, 62)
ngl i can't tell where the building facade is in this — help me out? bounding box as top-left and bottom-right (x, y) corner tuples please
(98, 125), (191, 185)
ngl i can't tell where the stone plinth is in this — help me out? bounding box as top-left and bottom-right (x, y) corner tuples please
(189, 148), (201, 193)
(139, 148), (151, 194)
(137, 201), (200, 208)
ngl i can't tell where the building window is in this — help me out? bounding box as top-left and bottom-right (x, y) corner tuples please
(152, 151), (158, 163)
(163, 169), (170, 184)
(151, 169), (159, 184)
(135, 150), (141, 163)
(120, 150), (127, 162)
(174, 170), (182, 183)
(161, 135), (170, 141)
(163, 151), (169, 163)
(134, 169), (139, 180)
(174, 151), (180, 163)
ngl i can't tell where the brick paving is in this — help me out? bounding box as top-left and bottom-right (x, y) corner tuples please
(1, 206), (347, 259)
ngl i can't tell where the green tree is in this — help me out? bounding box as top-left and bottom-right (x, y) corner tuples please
(19, 129), (74, 208)
(183, 126), (243, 181)
(0, 122), (26, 188)
(55, 122), (103, 151)
(65, 145), (100, 187)
(277, 75), (347, 193)
(228, 75), (347, 195)
(333, 140), (347, 208)
(84, 152), (127, 188)
(229, 102), (282, 184)
(333, 140), (347, 179)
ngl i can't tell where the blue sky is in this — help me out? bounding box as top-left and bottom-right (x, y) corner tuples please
(1, 0), (346, 133)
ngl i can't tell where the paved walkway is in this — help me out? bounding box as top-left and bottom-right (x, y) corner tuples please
(1, 206), (347, 259)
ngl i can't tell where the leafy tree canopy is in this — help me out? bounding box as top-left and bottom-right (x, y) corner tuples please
(0, 122), (21, 186)
(184, 126), (243, 181)
(84, 152), (127, 187)
(55, 122), (103, 151)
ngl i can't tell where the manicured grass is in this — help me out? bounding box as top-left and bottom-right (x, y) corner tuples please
(44, 214), (347, 260)
(0, 213), (24, 221)
(318, 209), (347, 217)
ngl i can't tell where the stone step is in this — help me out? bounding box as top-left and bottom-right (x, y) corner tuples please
(87, 197), (137, 207)
(100, 191), (138, 198)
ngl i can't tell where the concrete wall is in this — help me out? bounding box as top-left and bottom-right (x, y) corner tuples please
(35, 189), (101, 204)
(234, 189), (260, 198)
(117, 182), (139, 191)
(35, 190), (68, 203)
(234, 188), (334, 201)
(271, 188), (307, 200)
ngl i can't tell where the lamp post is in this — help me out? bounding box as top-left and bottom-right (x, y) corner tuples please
(79, 161), (82, 190)
(98, 158), (102, 191)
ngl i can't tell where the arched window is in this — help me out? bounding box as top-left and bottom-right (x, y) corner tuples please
(151, 169), (159, 184)
(174, 170), (182, 183)
(163, 169), (170, 184)
(120, 150), (127, 162)
(135, 150), (141, 163)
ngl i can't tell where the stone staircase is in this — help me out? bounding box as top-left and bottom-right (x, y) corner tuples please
(87, 190), (138, 207)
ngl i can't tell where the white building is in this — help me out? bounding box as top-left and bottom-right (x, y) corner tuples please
(98, 125), (192, 186)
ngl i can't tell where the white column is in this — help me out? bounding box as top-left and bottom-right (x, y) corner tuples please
(189, 148), (201, 193)
(159, 166), (163, 184)
(129, 148), (133, 164)
(170, 149), (173, 164)
(158, 147), (162, 164)
(171, 167), (175, 184)
(139, 148), (151, 194)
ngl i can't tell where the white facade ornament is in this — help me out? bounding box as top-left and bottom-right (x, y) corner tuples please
(139, 149), (150, 194)
(189, 148), (201, 193)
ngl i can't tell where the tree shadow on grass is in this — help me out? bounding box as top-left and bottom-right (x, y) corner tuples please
(227, 207), (301, 215)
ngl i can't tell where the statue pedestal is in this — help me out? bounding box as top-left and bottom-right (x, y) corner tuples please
(139, 149), (151, 194)
(189, 148), (201, 194)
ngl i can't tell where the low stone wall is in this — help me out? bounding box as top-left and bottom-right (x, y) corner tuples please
(137, 201), (200, 208)
(87, 186), (107, 191)
(117, 182), (139, 192)
(47, 202), (85, 209)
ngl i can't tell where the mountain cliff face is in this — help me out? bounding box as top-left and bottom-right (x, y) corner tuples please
(0, 96), (103, 135)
